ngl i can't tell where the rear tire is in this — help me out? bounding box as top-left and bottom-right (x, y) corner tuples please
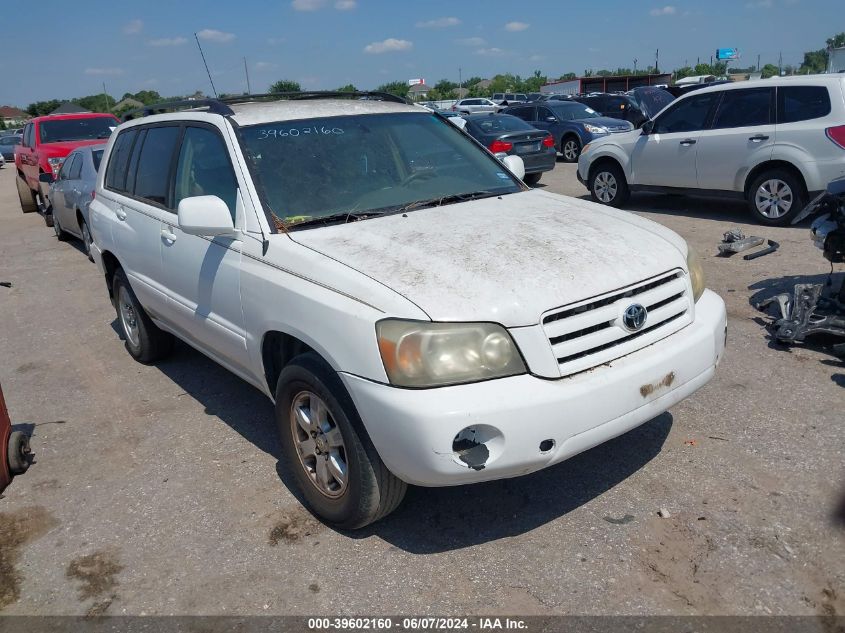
(523, 173), (542, 186)
(560, 136), (581, 163)
(275, 352), (407, 529)
(112, 268), (174, 364)
(746, 169), (806, 226)
(16, 174), (37, 213)
(588, 162), (630, 208)
(80, 218), (94, 262)
(8, 431), (31, 476)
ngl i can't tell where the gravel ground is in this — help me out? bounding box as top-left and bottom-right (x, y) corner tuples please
(0, 161), (842, 617)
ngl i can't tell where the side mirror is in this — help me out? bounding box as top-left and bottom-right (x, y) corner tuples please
(177, 195), (235, 237)
(641, 120), (654, 135)
(545, 116), (557, 123)
(502, 155), (525, 180)
(39, 172), (55, 184)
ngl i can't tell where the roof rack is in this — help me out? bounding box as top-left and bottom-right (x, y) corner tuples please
(122, 91), (410, 122)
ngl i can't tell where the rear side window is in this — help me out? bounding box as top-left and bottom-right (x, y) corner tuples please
(105, 129), (137, 192)
(711, 88), (773, 129)
(133, 126), (180, 207)
(507, 106), (535, 121)
(778, 86), (831, 124)
(68, 154), (83, 180)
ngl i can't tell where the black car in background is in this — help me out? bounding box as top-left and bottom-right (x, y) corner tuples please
(572, 88), (674, 128)
(462, 113), (556, 185)
(0, 134), (22, 162)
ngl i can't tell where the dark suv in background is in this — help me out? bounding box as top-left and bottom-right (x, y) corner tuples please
(573, 88), (675, 128)
(504, 101), (632, 162)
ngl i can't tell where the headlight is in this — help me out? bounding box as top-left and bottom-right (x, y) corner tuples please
(47, 157), (64, 174)
(687, 247), (706, 302)
(376, 319), (526, 388)
(583, 123), (609, 134)
(581, 143), (591, 155)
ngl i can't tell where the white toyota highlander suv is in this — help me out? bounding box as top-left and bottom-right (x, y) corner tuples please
(578, 74), (845, 225)
(89, 93), (726, 528)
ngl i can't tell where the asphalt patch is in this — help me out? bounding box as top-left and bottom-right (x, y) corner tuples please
(0, 506), (59, 609)
(66, 549), (124, 600)
(268, 508), (323, 545)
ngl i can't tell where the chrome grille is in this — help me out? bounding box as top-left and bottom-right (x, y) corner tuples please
(542, 270), (692, 376)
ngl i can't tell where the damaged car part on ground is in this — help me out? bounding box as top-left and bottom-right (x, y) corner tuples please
(87, 92), (727, 528)
(757, 178), (845, 356)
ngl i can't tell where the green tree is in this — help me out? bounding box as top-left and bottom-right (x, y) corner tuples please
(27, 100), (62, 116)
(0, 119), (6, 130)
(269, 79), (302, 93)
(73, 94), (116, 113)
(433, 79), (458, 99)
(761, 63), (780, 78)
(523, 70), (547, 93)
(827, 32), (845, 48)
(375, 81), (410, 98)
(336, 83), (357, 92)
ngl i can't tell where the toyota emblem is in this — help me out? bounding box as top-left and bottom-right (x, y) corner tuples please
(622, 304), (648, 331)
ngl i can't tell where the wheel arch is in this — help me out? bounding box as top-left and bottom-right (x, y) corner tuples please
(743, 160), (808, 199)
(588, 155), (625, 181)
(100, 250), (122, 303)
(262, 330), (321, 397)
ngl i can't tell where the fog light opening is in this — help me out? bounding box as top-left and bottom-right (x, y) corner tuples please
(452, 428), (490, 471)
(539, 439), (555, 453)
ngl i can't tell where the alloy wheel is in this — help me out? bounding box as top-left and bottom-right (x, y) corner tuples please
(594, 172), (618, 203)
(118, 286), (140, 349)
(755, 179), (793, 219)
(563, 140), (579, 161)
(290, 391), (348, 498)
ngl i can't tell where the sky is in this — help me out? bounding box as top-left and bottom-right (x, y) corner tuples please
(1, 0), (841, 108)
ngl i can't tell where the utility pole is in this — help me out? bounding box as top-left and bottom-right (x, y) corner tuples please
(757, 54), (761, 71)
(633, 58), (638, 73)
(778, 51), (783, 76)
(243, 57), (251, 95)
(655, 49), (659, 74)
(102, 82), (109, 113)
(194, 32), (218, 98)
(459, 67), (462, 97)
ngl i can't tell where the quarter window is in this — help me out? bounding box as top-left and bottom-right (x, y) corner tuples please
(174, 126), (239, 221)
(711, 88), (773, 129)
(105, 129), (137, 192)
(68, 154), (83, 180)
(778, 86), (831, 123)
(653, 93), (718, 134)
(133, 126), (180, 207)
(59, 155), (78, 181)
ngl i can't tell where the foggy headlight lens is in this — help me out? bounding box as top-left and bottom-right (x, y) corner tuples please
(376, 320), (526, 388)
(687, 247), (706, 302)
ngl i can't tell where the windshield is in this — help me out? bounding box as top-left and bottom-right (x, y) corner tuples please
(0, 135), (22, 145)
(39, 117), (116, 144)
(239, 112), (522, 227)
(557, 103), (600, 120)
(634, 88), (675, 118)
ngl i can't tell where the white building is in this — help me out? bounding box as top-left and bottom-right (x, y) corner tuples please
(829, 47), (845, 73)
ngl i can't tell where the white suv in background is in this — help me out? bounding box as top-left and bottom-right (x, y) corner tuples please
(88, 93), (726, 528)
(451, 98), (501, 114)
(578, 75), (845, 225)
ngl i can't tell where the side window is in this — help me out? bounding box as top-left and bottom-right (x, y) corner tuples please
(778, 86), (831, 124)
(711, 88), (773, 129)
(507, 107), (531, 121)
(59, 155), (78, 180)
(23, 124), (33, 148)
(537, 107), (554, 121)
(105, 129), (137, 192)
(125, 129), (147, 194)
(133, 126), (180, 207)
(174, 126), (238, 221)
(653, 93), (718, 134)
(68, 154), (84, 180)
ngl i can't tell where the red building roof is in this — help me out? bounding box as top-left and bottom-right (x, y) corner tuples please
(0, 106), (29, 119)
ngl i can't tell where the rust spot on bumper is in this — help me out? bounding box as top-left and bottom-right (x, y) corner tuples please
(640, 371), (676, 398)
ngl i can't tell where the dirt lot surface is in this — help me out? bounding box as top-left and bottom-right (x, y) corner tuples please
(0, 162), (842, 616)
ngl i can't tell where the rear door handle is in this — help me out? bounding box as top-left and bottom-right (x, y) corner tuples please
(115, 208), (127, 221)
(161, 228), (177, 243)
(680, 139), (697, 146)
(749, 134), (770, 142)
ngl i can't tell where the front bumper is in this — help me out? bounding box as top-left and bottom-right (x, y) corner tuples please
(342, 289), (726, 487)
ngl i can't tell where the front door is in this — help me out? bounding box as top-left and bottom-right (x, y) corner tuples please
(630, 91), (719, 189)
(159, 124), (248, 371)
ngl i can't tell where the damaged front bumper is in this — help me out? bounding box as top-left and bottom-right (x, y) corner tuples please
(342, 290), (726, 487)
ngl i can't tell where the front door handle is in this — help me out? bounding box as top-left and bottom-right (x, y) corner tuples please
(115, 208), (127, 221)
(679, 139), (697, 146)
(161, 228), (177, 243)
(749, 134), (770, 142)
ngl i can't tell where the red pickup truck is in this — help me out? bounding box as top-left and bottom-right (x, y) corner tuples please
(14, 112), (119, 214)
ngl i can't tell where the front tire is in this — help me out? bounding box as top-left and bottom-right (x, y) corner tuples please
(8, 431), (31, 475)
(112, 268), (174, 364)
(588, 162), (630, 208)
(16, 174), (37, 213)
(747, 169), (806, 226)
(275, 352), (406, 529)
(560, 136), (581, 163)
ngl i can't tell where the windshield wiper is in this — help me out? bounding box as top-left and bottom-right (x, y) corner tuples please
(390, 190), (503, 214)
(286, 210), (386, 230)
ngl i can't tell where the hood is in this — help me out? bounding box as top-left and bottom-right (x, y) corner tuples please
(575, 116), (632, 132)
(39, 139), (108, 157)
(288, 190), (687, 326)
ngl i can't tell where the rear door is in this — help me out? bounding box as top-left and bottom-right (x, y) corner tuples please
(51, 154), (76, 226)
(159, 123), (248, 370)
(19, 123), (37, 186)
(695, 87), (776, 191)
(630, 91), (719, 188)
